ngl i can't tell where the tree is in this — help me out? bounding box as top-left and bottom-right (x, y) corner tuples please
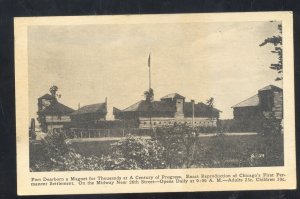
(206, 97), (219, 131)
(254, 112), (283, 166)
(144, 88), (154, 134)
(259, 23), (282, 81)
(49, 85), (61, 99)
(206, 97), (214, 108)
(257, 112), (282, 136)
(155, 125), (197, 168)
(143, 88), (154, 102)
(30, 129), (102, 171)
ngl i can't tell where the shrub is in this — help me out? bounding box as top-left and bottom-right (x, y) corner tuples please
(101, 135), (166, 170)
(155, 125), (199, 168)
(30, 130), (102, 171)
(257, 112), (282, 135)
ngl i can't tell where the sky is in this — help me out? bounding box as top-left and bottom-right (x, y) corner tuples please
(28, 20), (282, 121)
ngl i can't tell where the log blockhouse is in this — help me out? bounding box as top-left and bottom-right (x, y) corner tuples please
(232, 85), (283, 130)
(37, 94), (74, 132)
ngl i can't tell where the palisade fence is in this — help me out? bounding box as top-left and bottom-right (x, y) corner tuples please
(53, 128), (153, 139)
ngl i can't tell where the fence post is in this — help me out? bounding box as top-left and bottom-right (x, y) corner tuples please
(122, 129), (125, 137)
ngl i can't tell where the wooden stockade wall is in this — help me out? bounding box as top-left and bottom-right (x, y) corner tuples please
(53, 128), (153, 139)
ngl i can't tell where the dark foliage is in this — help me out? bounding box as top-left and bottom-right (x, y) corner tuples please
(220, 118), (263, 132)
(155, 125), (206, 168)
(30, 123), (284, 171)
(257, 112), (282, 135)
(144, 88), (154, 102)
(101, 135), (166, 170)
(30, 130), (102, 171)
(259, 23), (283, 81)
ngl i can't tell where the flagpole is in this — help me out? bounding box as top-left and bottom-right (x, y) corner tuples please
(148, 53), (152, 133)
(149, 53), (151, 90)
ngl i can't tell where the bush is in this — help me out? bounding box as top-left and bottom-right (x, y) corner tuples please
(30, 130), (102, 171)
(101, 135), (166, 170)
(257, 112), (282, 135)
(155, 125), (198, 168)
(219, 118), (262, 132)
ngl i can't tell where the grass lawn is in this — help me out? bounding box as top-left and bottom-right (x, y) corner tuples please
(191, 134), (283, 167)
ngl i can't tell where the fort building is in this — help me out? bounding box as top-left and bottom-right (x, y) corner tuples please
(69, 99), (108, 128)
(37, 94), (74, 132)
(232, 85), (283, 122)
(113, 93), (221, 129)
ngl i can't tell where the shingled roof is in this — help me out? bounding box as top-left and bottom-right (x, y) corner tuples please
(232, 85), (282, 108)
(122, 100), (175, 112)
(71, 103), (107, 115)
(38, 101), (74, 115)
(232, 94), (260, 108)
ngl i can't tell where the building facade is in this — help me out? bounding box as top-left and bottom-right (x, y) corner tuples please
(114, 93), (221, 129)
(37, 94), (74, 132)
(69, 99), (107, 128)
(232, 85), (283, 130)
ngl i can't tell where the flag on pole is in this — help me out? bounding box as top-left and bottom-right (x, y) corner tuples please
(148, 53), (151, 67)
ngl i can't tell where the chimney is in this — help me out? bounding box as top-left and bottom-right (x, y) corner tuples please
(78, 102), (80, 109)
(105, 97), (113, 120)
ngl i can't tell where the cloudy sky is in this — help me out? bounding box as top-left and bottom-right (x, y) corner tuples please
(28, 20), (282, 120)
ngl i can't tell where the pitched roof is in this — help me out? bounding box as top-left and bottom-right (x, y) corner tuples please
(71, 103), (107, 115)
(122, 100), (175, 112)
(184, 102), (221, 114)
(161, 93), (185, 100)
(38, 101), (74, 115)
(232, 94), (259, 108)
(232, 85), (282, 108)
(258, 84), (282, 92)
(113, 107), (122, 115)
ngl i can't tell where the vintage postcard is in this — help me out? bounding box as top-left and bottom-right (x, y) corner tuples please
(15, 12), (296, 195)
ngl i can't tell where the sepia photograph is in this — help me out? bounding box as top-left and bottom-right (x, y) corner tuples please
(28, 18), (284, 171)
(15, 12), (295, 195)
